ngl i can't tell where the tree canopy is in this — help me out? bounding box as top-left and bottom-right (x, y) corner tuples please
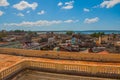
(66, 31), (74, 35)
(90, 32), (105, 38)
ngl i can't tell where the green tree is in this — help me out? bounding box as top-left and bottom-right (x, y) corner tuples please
(66, 31), (74, 35)
(90, 32), (105, 38)
(0, 33), (7, 38)
(0, 32), (7, 41)
(14, 30), (24, 33)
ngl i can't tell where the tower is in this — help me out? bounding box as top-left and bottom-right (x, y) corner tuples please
(98, 36), (102, 45)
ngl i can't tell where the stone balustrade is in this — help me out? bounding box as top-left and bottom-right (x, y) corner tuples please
(0, 61), (26, 80)
(0, 60), (120, 80)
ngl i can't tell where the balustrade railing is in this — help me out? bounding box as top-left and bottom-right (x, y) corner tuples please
(0, 60), (120, 80)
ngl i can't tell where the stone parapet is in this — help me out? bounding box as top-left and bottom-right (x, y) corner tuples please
(0, 60), (120, 80)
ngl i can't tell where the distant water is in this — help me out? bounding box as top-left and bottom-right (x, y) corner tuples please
(37, 30), (120, 34)
(75, 31), (120, 34)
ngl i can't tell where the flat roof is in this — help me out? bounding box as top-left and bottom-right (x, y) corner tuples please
(0, 54), (24, 70)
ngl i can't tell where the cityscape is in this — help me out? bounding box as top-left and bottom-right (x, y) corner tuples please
(0, 0), (120, 80)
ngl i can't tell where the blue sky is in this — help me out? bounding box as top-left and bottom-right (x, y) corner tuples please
(0, 0), (120, 31)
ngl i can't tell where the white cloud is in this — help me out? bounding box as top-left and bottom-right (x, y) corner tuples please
(3, 19), (78, 27)
(58, 1), (74, 10)
(83, 8), (90, 12)
(26, 11), (30, 13)
(17, 13), (24, 17)
(58, 2), (63, 6)
(4, 20), (62, 27)
(37, 10), (45, 15)
(100, 0), (120, 8)
(0, 0), (9, 6)
(92, 5), (99, 8)
(84, 17), (99, 24)
(13, 1), (38, 10)
(64, 19), (79, 23)
(0, 11), (4, 16)
(62, 1), (74, 9)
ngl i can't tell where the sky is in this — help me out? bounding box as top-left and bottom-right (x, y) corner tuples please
(0, 0), (120, 31)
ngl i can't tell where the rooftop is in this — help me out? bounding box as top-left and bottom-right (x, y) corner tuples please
(0, 53), (120, 71)
(0, 54), (24, 70)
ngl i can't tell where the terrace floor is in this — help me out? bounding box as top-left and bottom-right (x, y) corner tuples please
(11, 70), (116, 80)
